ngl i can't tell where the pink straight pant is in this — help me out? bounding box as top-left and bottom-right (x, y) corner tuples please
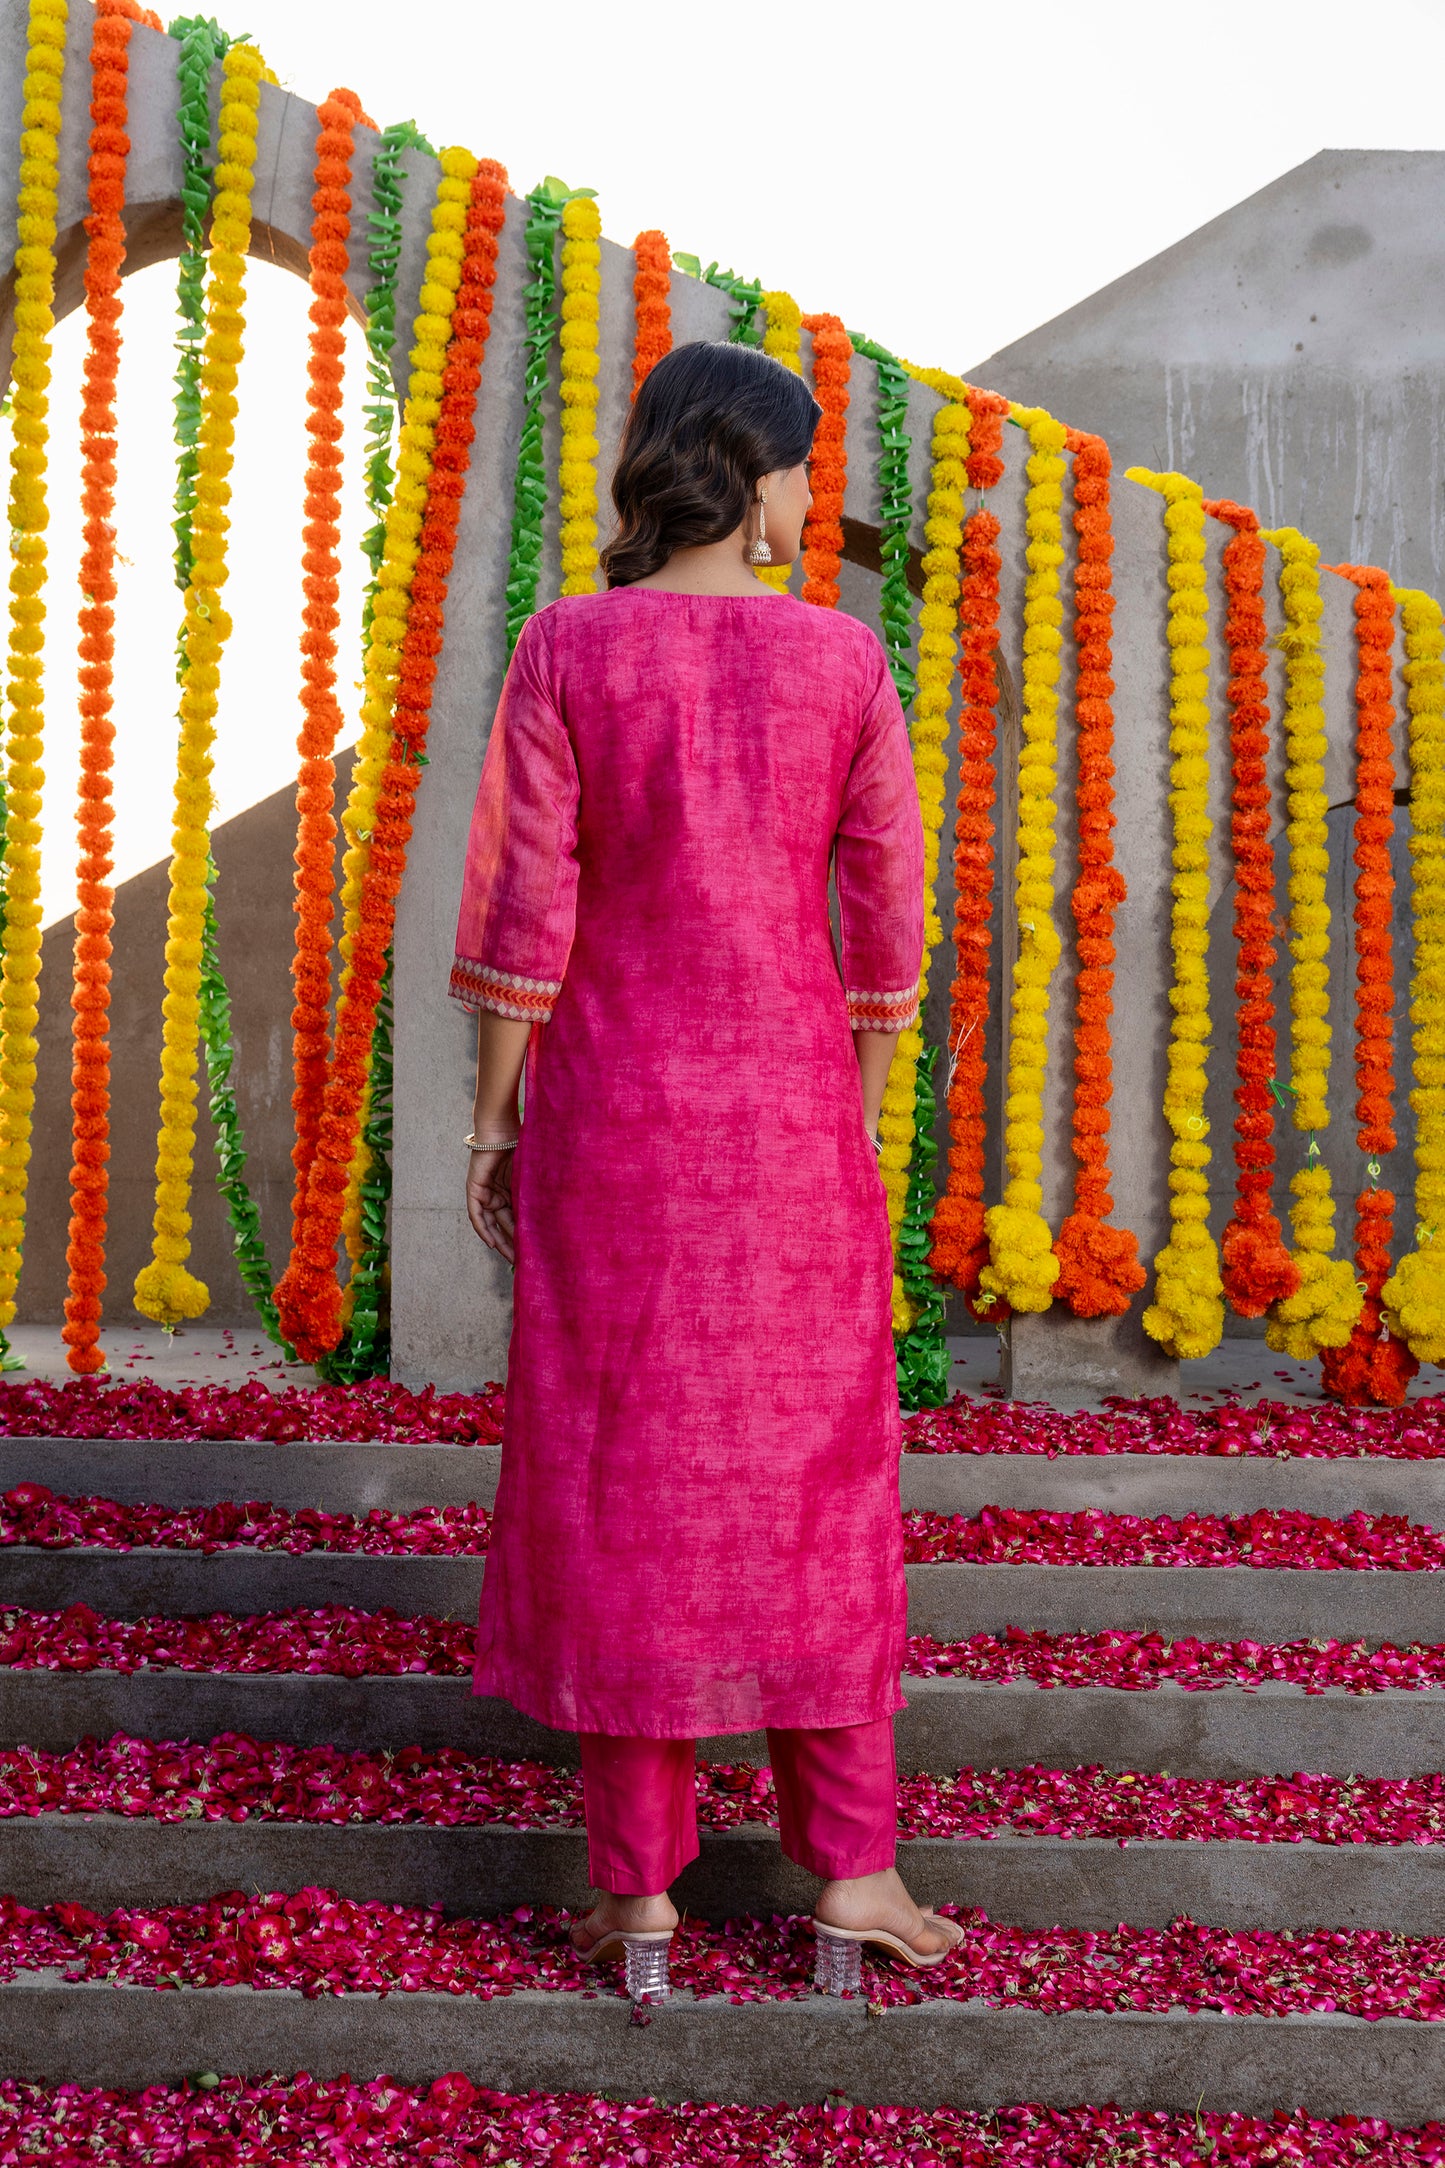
(579, 1719), (898, 1893)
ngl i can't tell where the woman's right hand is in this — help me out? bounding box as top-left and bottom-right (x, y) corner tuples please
(466, 1145), (518, 1264)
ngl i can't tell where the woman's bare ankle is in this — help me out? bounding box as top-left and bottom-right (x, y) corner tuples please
(590, 1891), (678, 1934)
(813, 1866), (959, 1955)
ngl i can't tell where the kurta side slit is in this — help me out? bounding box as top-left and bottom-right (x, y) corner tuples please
(451, 587), (925, 1740)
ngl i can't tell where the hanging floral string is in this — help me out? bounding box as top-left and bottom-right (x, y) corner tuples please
(504, 180), (567, 657)
(754, 291), (803, 593)
(1383, 586), (1445, 1360)
(132, 39), (267, 1328)
(892, 366), (972, 1402)
(1051, 429), (1144, 1318)
(1203, 498), (1298, 1319)
(276, 156), (507, 1362)
(630, 230), (672, 398)
(845, 334), (919, 1325)
(288, 89), (362, 1259)
(695, 263), (762, 344)
(0, 0), (67, 1360)
(62, 0), (148, 1374)
(558, 193), (602, 596)
(977, 407), (1070, 1319)
(1319, 564), (1416, 1407)
(929, 387), (1009, 1313)
(1258, 526), (1363, 1361)
(798, 313), (850, 610)
(333, 118), (428, 1305)
(1126, 468), (1224, 1359)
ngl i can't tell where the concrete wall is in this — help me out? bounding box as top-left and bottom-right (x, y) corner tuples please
(0, 9), (1437, 1396)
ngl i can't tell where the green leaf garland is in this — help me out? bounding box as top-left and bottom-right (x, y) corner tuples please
(703, 263), (763, 346)
(505, 184), (566, 657)
(896, 1044), (950, 1407)
(847, 332), (917, 711)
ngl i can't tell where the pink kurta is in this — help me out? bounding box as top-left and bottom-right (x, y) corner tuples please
(451, 588), (924, 1738)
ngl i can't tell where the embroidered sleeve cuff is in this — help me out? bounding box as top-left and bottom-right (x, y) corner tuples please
(847, 985), (919, 1032)
(449, 958), (562, 1023)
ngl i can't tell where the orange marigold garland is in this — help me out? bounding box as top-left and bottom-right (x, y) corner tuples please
(1205, 499), (1299, 1317)
(288, 90), (360, 1254)
(630, 230), (671, 398)
(929, 387), (1009, 1311)
(1319, 564), (1417, 1407)
(1051, 429), (1144, 1316)
(275, 159), (508, 1362)
(799, 313), (850, 611)
(61, 0), (148, 1375)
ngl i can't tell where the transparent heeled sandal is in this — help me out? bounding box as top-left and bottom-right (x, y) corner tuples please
(813, 1914), (960, 1995)
(577, 1926), (673, 2003)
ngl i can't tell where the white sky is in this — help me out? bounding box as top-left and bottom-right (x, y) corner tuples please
(18, 0), (1445, 923)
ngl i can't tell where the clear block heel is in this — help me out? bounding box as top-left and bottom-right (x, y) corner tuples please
(813, 1928), (863, 1996)
(621, 1933), (672, 2003)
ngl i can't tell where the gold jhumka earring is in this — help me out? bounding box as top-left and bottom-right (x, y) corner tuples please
(746, 487), (772, 566)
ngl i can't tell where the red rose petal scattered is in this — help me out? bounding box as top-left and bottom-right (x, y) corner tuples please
(0, 1604), (1439, 1694)
(1, 1732), (1441, 1847)
(0, 1485), (491, 1555)
(902, 1505), (1445, 1570)
(0, 1887), (1438, 2019)
(0, 1378), (505, 1445)
(0, 2075), (1434, 2166)
(903, 1390), (1445, 1459)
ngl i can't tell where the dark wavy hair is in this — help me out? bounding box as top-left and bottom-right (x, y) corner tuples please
(601, 341), (821, 589)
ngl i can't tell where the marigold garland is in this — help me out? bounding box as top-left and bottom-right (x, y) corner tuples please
(892, 367), (972, 1400)
(133, 40), (267, 1327)
(1126, 469), (1223, 1359)
(275, 156), (507, 1362)
(798, 314), (850, 610)
(1382, 587), (1445, 1359)
(558, 193), (601, 597)
(1203, 499), (1298, 1319)
(60, 0), (146, 1374)
(288, 91), (361, 1257)
(1051, 430), (1144, 1317)
(1319, 564), (1415, 1406)
(929, 388), (1009, 1312)
(630, 230), (672, 399)
(0, 0), (67, 1353)
(504, 181), (566, 657)
(845, 336), (919, 1327)
(978, 408), (1069, 1319)
(750, 291), (803, 594)
(1258, 526), (1363, 1360)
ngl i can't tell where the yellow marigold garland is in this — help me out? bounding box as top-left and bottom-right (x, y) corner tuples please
(1382, 587), (1445, 1358)
(755, 290), (802, 593)
(133, 44), (266, 1325)
(1258, 527), (1363, 1358)
(873, 368), (970, 1331)
(1125, 470), (1224, 1358)
(0, 0), (67, 1342)
(557, 193), (601, 596)
(978, 406), (1067, 1317)
(333, 151), (477, 990)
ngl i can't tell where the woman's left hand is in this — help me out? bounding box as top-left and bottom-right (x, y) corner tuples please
(466, 1146), (517, 1264)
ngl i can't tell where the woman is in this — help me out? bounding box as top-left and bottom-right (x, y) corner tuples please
(451, 341), (962, 1999)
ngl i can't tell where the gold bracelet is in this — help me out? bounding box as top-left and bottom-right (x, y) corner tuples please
(465, 1133), (520, 1153)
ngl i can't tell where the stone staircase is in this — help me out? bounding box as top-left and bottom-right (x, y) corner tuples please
(0, 1428), (1438, 2122)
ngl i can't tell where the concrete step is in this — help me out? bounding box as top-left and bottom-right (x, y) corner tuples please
(5, 1434), (1441, 1521)
(1, 1549), (1438, 1644)
(0, 1975), (1434, 2121)
(0, 1813), (1434, 1931)
(0, 1671), (1437, 1777)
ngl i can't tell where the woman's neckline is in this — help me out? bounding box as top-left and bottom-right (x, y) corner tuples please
(614, 583), (794, 601)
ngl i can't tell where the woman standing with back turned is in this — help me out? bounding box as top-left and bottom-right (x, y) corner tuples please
(451, 341), (962, 2000)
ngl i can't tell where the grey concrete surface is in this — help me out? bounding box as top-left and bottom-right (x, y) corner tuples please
(0, 1815), (1434, 1933)
(904, 1562), (1445, 1645)
(0, 1670), (1437, 1778)
(4, 1549), (1436, 1645)
(0, 1976), (1436, 2120)
(4, 1433), (1441, 1522)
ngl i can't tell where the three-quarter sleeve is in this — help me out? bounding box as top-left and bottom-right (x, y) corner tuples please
(835, 640), (925, 1031)
(450, 610), (580, 1023)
